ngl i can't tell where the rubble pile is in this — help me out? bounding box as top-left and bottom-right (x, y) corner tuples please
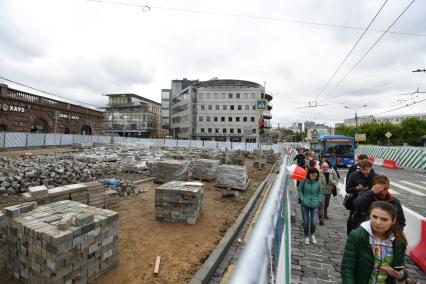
(155, 181), (204, 224)
(0, 155), (120, 195)
(191, 159), (220, 180)
(155, 160), (190, 184)
(3, 201), (119, 283)
(216, 165), (249, 191)
(105, 180), (144, 197)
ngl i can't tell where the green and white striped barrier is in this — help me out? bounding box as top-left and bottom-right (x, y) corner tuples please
(356, 146), (425, 171)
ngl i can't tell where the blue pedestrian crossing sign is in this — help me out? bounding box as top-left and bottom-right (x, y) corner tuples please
(256, 99), (268, 111)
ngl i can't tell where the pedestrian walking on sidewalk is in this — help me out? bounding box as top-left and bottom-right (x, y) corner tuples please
(297, 167), (322, 245)
(318, 162), (338, 225)
(346, 154), (370, 185)
(345, 159), (377, 236)
(341, 201), (408, 284)
(353, 175), (406, 229)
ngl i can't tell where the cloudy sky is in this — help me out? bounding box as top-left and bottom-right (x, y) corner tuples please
(1, 0), (425, 127)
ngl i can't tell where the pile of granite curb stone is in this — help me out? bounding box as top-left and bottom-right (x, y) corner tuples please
(216, 165), (249, 191)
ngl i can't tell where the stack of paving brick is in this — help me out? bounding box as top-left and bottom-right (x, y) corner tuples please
(104, 190), (119, 211)
(3, 200), (119, 283)
(86, 181), (106, 208)
(27, 185), (49, 204)
(67, 184), (89, 204)
(155, 181), (204, 224)
(216, 165), (249, 191)
(191, 159), (220, 180)
(155, 160), (190, 183)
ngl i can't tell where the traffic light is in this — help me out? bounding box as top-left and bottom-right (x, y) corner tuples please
(259, 118), (265, 135)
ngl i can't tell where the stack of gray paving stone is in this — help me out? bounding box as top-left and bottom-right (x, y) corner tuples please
(3, 200), (119, 283)
(87, 181), (106, 208)
(216, 165), (249, 191)
(155, 181), (204, 224)
(67, 184), (89, 204)
(155, 160), (190, 183)
(191, 159), (220, 180)
(104, 190), (119, 211)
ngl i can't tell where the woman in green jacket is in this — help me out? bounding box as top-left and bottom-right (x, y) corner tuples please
(297, 167), (322, 245)
(341, 201), (408, 284)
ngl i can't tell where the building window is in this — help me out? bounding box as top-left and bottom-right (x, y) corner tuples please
(215, 128), (219, 133)
(236, 93), (240, 99)
(214, 116), (218, 122)
(229, 93), (233, 99)
(206, 116), (211, 122)
(207, 93), (211, 99)
(252, 105), (256, 110)
(244, 93), (248, 99)
(243, 117), (248, 122)
(199, 116), (203, 122)
(214, 93), (219, 99)
(221, 117), (225, 122)
(228, 117), (232, 122)
(214, 105), (219, 110)
(251, 93), (256, 99)
(230, 128), (234, 134)
(223, 105), (227, 110)
(201, 128), (205, 133)
(221, 93), (226, 99)
(245, 105), (250, 111)
(230, 105), (235, 110)
(208, 128), (212, 133)
(201, 105), (205, 110)
(238, 105), (242, 110)
(237, 128), (242, 134)
(223, 128), (227, 133)
(236, 117), (240, 122)
(252, 129), (256, 134)
(251, 117), (255, 122)
(199, 93), (203, 99)
(208, 105), (212, 110)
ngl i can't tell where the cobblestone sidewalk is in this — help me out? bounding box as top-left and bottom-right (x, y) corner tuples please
(290, 184), (426, 284)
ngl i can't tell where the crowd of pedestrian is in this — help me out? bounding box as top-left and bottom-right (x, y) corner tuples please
(293, 146), (412, 283)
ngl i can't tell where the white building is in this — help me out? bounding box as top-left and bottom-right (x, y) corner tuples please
(344, 113), (426, 127)
(170, 79), (272, 142)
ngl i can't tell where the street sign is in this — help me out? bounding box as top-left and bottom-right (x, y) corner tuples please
(255, 99), (268, 111)
(385, 131), (392, 138)
(355, 133), (366, 142)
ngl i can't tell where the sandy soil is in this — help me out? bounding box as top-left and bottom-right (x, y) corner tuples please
(95, 161), (271, 284)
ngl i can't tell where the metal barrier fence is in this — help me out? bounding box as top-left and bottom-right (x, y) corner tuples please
(230, 151), (293, 284)
(0, 132), (288, 153)
(356, 145), (425, 170)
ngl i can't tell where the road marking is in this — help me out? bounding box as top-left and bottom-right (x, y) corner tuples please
(389, 189), (399, 195)
(391, 182), (426, 197)
(420, 181), (426, 185)
(400, 181), (426, 191)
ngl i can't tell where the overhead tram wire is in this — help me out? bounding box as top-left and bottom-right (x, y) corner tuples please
(80, 0), (426, 37)
(317, 0), (417, 105)
(0, 76), (104, 110)
(314, 0), (389, 103)
(371, 97), (426, 116)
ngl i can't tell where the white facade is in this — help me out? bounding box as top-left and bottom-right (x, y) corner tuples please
(344, 113), (426, 127)
(171, 79), (272, 142)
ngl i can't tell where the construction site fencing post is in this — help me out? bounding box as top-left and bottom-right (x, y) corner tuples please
(229, 151), (292, 284)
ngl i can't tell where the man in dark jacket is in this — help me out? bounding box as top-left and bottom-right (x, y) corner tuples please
(293, 150), (306, 167)
(345, 154), (369, 185)
(345, 159), (377, 235)
(353, 175), (406, 229)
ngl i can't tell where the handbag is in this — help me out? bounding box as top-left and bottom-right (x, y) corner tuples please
(343, 193), (356, 211)
(331, 183), (337, 196)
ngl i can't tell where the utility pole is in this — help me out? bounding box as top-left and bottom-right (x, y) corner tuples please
(345, 104), (367, 134)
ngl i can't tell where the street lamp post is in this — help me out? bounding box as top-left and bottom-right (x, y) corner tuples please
(345, 104), (367, 134)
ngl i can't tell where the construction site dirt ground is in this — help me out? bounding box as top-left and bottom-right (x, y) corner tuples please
(95, 161), (271, 284)
(0, 147), (273, 283)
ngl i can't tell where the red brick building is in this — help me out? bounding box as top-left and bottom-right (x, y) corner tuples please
(0, 84), (104, 134)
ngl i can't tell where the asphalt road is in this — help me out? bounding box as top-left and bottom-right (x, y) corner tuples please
(339, 166), (426, 217)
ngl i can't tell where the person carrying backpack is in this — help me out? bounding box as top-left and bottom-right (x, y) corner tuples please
(298, 167), (322, 245)
(345, 159), (377, 236)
